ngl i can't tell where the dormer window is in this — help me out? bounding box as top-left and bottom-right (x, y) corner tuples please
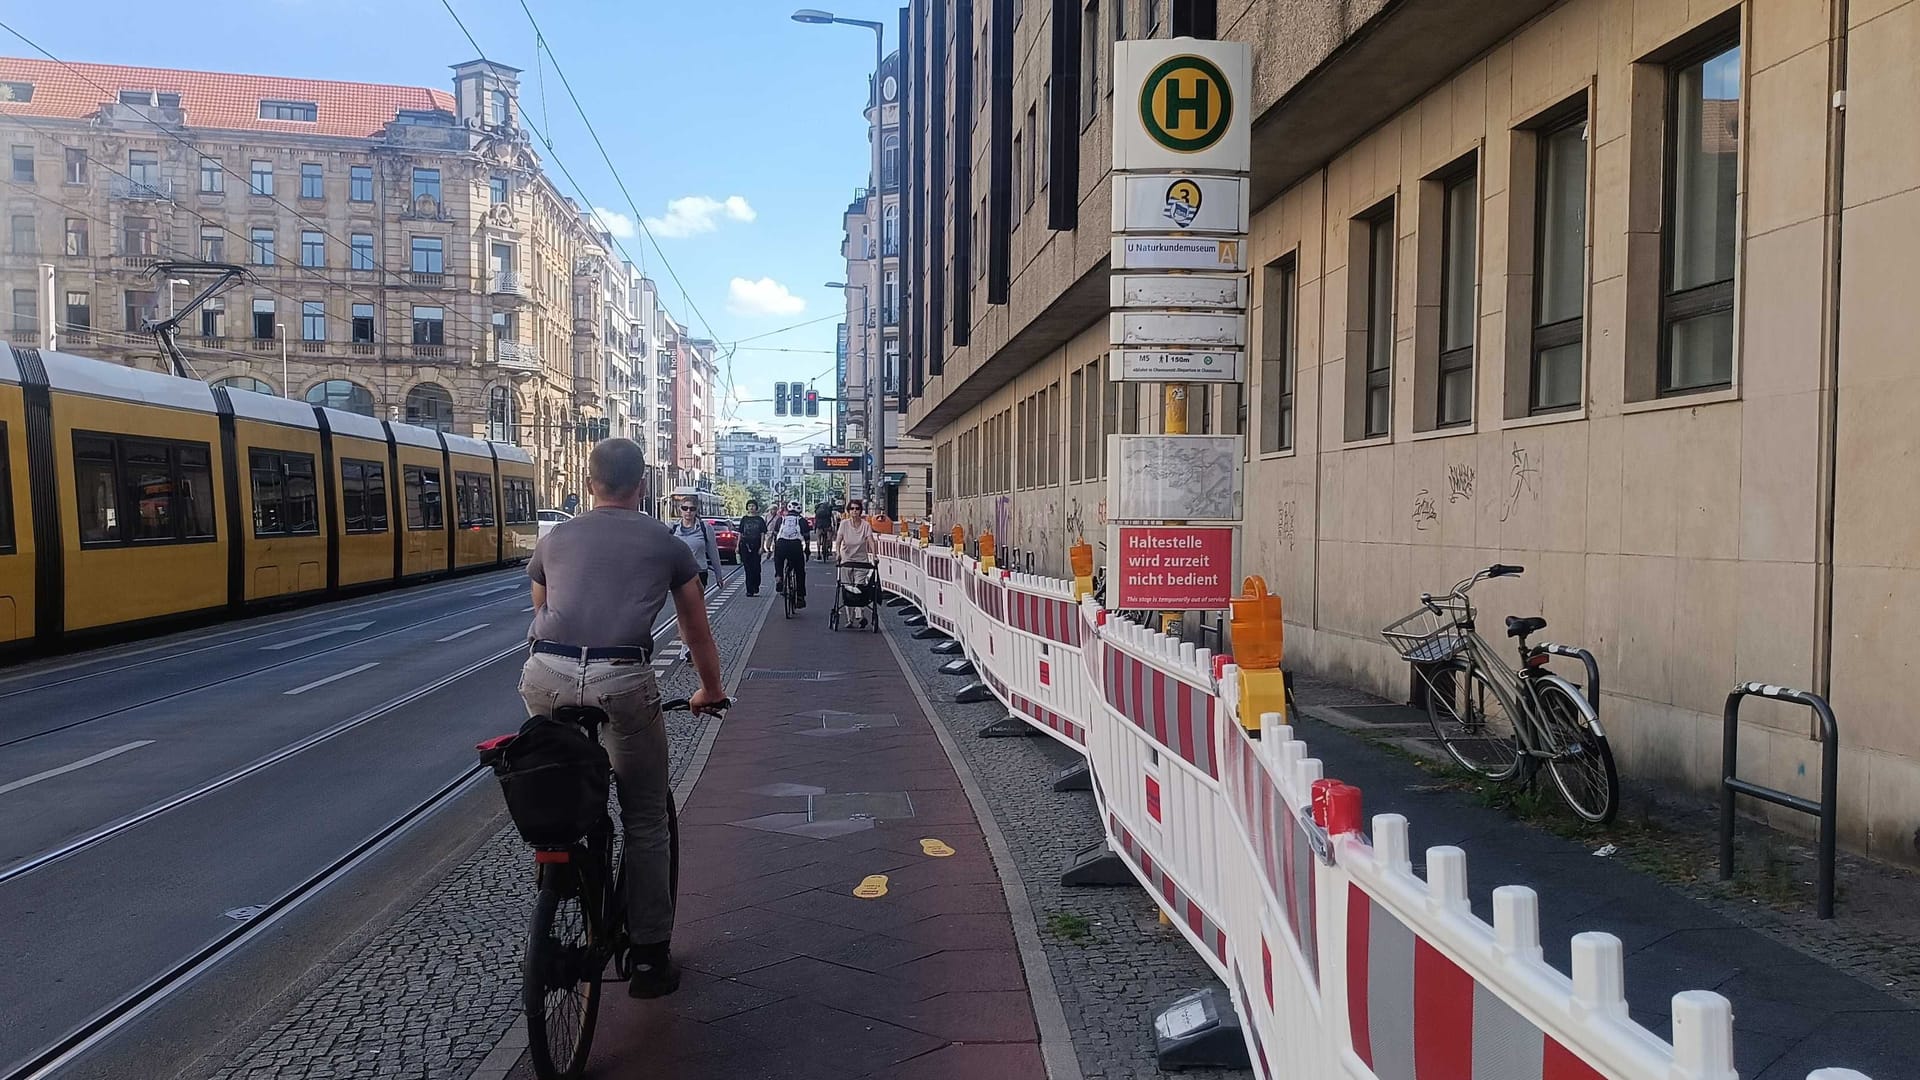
(487, 89), (510, 127)
(118, 89), (180, 108)
(259, 100), (318, 122)
(0, 81), (32, 103)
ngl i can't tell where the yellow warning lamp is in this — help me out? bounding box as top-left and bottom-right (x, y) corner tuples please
(950, 525), (966, 552)
(978, 529), (996, 572)
(1230, 576), (1288, 732)
(919, 521), (932, 545)
(897, 519), (909, 537)
(1070, 539), (1095, 601)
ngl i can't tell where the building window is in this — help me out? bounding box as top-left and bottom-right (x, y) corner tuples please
(64, 147), (86, 185)
(1068, 366), (1085, 481)
(490, 175), (509, 205)
(200, 227), (223, 262)
(11, 288), (35, 334)
(199, 156), (223, 194)
(249, 228), (274, 265)
(412, 305), (445, 345)
(352, 303), (375, 343)
(488, 89), (510, 127)
(253, 298), (275, 339)
(1346, 203), (1396, 442)
(200, 298), (224, 338)
(72, 432), (217, 546)
(127, 150), (158, 187)
(1662, 39), (1740, 394)
(411, 168), (441, 209)
(10, 144), (32, 182)
(882, 205), (899, 255)
(1146, 0), (1160, 33)
(249, 160), (273, 197)
(882, 133), (900, 189)
(63, 217), (86, 257)
(883, 271), (899, 324)
(300, 162), (323, 199)
(1112, 0), (1126, 41)
(1084, 358), (1103, 478)
(410, 236), (444, 273)
(1081, 1), (1100, 126)
(65, 290), (90, 332)
(123, 216), (155, 257)
(1436, 168), (1478, 428)
(10, 214), (33, 255)
(341, 459), (388, 534)
(212, 375), (272, 395)
(350, 165), (373, 202)
(403, 465), (444, 528)
(300, 230), (325, 268)
(1260, 256), (1297, 454)
(259, 100), (318, 122)
(350, 233), (375, 271)
(301, 300), (325, 342)
(406, 384), (455, 432)
(306, 379), (375, 416)
(1012, 130), (1024, 228)
(488, 386), (516, 443)
(1532, 113), (1588, 413)
(249, 450), (319, 537)
(1023, 105), (1037, 210)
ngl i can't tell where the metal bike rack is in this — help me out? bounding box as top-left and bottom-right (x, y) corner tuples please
(1719, 683), (1840, 919)
(1538, 643), (1601, 710)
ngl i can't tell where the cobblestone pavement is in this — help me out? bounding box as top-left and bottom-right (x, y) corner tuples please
(1290, 672), (1920, 1008)
(206, 576), (771, 1080)
(884, 618), (1247, 1080)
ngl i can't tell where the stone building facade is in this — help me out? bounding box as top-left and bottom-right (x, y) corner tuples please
(894, 0), (1920, 864)
(0, 54), (619, 503)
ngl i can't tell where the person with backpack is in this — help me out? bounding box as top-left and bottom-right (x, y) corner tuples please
(520, 438), (725, 998)
(668, 500), (722, 588)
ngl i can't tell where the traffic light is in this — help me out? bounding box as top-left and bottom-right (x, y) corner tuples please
(774, 381), (788, 416)
(788, 383), (806, 415)
(804, 388), (820, 417)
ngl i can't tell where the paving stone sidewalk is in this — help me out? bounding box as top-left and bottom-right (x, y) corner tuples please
(205, 572), (767, 1080)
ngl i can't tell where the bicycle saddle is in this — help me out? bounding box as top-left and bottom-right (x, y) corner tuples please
(1506, 615), (1548, 639)
(553, 705), (611, 730)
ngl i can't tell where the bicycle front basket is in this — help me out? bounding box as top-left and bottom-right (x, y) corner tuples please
(1381, 606), (1467, 665)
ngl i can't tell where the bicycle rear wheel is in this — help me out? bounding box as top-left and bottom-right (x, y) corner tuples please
(1422, 658), (1523, 781)
(783, 568), (796, 619)
(524, 881), (602, 1080)
(1538, 681), (1620, 824)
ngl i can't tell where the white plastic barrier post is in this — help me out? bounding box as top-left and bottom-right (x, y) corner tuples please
(866, 544), (1871, 1080)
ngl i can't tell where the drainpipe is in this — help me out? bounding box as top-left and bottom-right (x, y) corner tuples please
(1813, 0), (1850, 701)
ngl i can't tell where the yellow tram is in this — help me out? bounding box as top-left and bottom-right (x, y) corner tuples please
(0, 343), (539, 651)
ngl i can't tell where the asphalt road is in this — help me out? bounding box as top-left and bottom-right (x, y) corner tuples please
(0, 563), (745, 1079)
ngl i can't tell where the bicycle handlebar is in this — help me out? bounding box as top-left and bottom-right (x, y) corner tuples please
(660, 696), (731, 716)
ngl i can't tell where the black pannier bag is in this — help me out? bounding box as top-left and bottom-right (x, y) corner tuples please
(479, 712), (610, 846)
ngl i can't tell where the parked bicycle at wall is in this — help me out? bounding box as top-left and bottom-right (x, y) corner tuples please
(1382, 564), (1619, 823)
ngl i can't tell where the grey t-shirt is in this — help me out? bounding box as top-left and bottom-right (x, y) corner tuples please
(527, 508), (699, 647)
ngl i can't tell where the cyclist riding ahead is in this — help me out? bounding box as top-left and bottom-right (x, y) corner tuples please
(814, 498), (837, 561)
(771, 500), (809, 608)
(520, 438), (726, 998)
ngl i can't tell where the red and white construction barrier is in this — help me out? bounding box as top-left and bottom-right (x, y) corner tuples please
(873, 539), (1869, 1080)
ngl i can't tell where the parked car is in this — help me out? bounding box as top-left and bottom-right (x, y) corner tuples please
(537, 509), (571, 540)
(706, 518), (740, 564)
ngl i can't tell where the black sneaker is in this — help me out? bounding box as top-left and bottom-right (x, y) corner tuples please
(627, 943), (681, 999)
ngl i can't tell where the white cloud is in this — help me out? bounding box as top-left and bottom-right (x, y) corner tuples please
(728, 277), (807, 318)
(590, 207), (636, 239)
(645, 195), (758, 239)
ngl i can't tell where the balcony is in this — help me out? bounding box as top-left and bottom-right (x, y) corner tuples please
(350, 342), (376, 356)
(300, 341), (326, 354)
(412, 344), (447, 362)
(118, 254), (161, 272)
(493, 339), (540, 374)
(250, 338), (278, 353)
(489, 271), (529, 298)
(405, 272), (445, 289)
(109, 177), (173, 201)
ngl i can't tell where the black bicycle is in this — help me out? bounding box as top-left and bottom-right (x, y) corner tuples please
(486, 696), (728, 1080)
(782, 558), (799, 620)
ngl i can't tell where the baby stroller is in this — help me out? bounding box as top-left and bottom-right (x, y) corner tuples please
(830, 560), (881, 632)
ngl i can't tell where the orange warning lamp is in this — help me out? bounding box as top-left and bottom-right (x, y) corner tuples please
(869, 512), (892, 534)
(897, 519), (908, 537)
(978, 529), (996, 572)
(1070, 539), (1095, 601)
(1230, 575), (1284, 670)
(919, 521), (931, 544)
(950, 525), (965, 552)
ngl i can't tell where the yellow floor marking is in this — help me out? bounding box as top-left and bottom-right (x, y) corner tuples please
(853, 874), (889, 899)
(919, 838), (955, 858)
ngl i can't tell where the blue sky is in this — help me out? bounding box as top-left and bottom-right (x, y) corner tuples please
(10, 0), (895, 448)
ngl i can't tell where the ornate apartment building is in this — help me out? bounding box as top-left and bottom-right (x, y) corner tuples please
(0, 55), (622, 503)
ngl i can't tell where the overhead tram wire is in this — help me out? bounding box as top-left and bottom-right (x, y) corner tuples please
(0, 18), (500, 345)
(436, 0), (742, 408)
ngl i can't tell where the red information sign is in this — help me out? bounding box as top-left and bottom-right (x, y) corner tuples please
(1112, 525), (1235, 609)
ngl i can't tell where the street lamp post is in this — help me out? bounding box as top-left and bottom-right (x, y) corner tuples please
(825, 280), (873, 501)
(796, 7), (886, 504)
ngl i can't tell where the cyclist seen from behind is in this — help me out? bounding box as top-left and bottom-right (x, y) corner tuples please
(520, 438), (726, 998)
(814, 498), (837, 561)
(772, 500), (810, 607)
(835, 498), (877, 628)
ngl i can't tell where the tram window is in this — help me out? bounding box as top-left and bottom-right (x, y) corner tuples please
(502, 477), (535, 525)
(456, 471), (495, 528)
(404, 465), (443, 530)
(0, 422), (13, 554)
(73, 431), (216, 546)
(250, 450), (319, 537)
(341, 458), (388, 534)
